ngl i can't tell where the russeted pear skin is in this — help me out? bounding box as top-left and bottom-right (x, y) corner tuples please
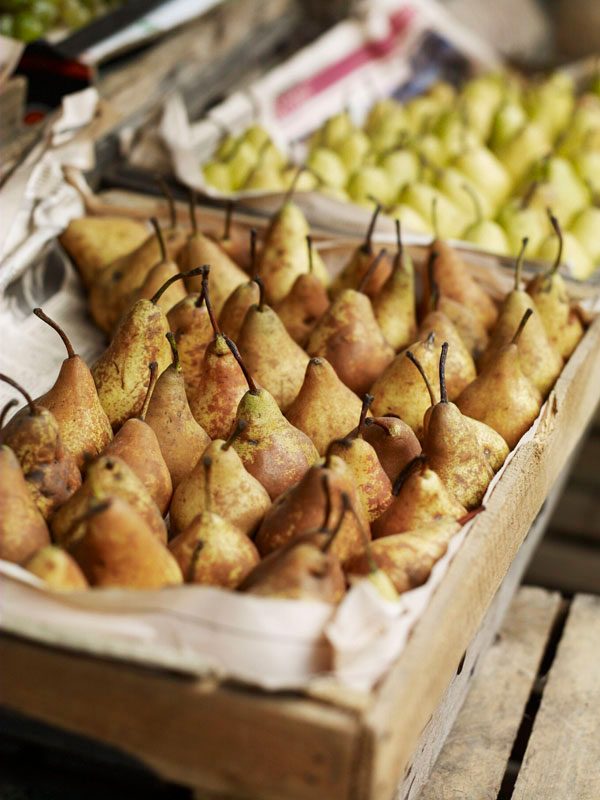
(437, 295), (489, 359)
(330, 205), (392, 298)
(51, 455), (168, 546)
(0, 445), (50, 563)
(219, 281), (260, 341)
(70, 498), (182, 589)
(169, 437), (271, 537)
(358, 417), (422, 482)
(24, 545), (88, 591)
(466, 417), (509, 473)
(180, 232), (247, 315)
(327, 437), (392, 522)
(372, 221), (417, 350)
(285, 358), (365, 455)
(130, 258), (186, 317)
(169, 511), (260, 588)
(167, 294), (213, 402)
(418, 311), (476, 399)
(274, 272), (330, 346)
(372, 463), (466, 539)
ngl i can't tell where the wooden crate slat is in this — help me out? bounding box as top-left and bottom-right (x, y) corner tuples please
(512, 594), (600, 800)
(548, 484), (600, 543)
(526, 537), (600, 595)
(418, 587), (561, 800)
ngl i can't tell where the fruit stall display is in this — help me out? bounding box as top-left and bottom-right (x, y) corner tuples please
(0, 0), (124, 42)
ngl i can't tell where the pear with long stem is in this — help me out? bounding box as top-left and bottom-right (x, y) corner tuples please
(372, 220), (417, 350)
(218, 228), (261, 340)
(129, 218), (187, 316)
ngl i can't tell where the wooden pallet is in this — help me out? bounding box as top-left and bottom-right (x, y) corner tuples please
(420, 586), (600, 800)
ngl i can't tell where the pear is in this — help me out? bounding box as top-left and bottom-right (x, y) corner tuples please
(457, 309), (542, 449)
(24, 545), (88, 591)
(226, 140), (258, 190)
(527, 213), (585, 360)
(273, 235), (330, 347)
(347, 167), (395, 207)
(307, 273), (394, 396)
(497, 122), (551, 183)
(537, 229), (595, 281)
(25, 309), (112, 469)
(203, 160), (232, 192)
(127, 218), (187, 316)
(378, 144), (420, 195)
(489, 100), (528, 151)
(225, 338), (318, 500)
(372, 457), (466, 539)
(527, 157), (590, 227)
(144, 333), (210, 488)
(414, 343), (493, 509)
(215, 201), (252, 269)
(330, 204), (392, 298)
(285, 357), (365, 456)
(51, 455), (167, 547)
(0, 375), (81, 519)
(0, 445), (50, 563)
(372, 220), (417, 351)
(370, 333), (439, 440)
(102, 363), (173, 514)
(435, 294), (489, 359)
(92, 271), (200, 430)
(70, 498), (183, 589)
(497, 189), (552, 257)
(258, 195), (329, 303)
(436, 168), (494, 220)
(569, 205), (600, 265)
(525, 72), (575, 141)
(460, 75), (505, 140)
(356, 416), (421, 483)
(336, 129), (372, 171)
(219, 278), (261, 341)
(59, 216), (148, 288)
(467, 416), (509, 473)
(307, 147), (347, 189)
(237, 278), (309, 411)
(243, 164), (284, 192)
(326, 395), (393, 522)
(452, 145), (511, 211)
(459, 184), (509, 255)
(167, 291), (213, 403)
(478, 239), (563, 398)
(169, 456), (260, 588)
(388, 203), (432, 235)
(169, 425), (271, 537)
(401, 184), (468, 239)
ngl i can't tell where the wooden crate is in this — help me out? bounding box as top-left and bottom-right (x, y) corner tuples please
(2, 298), (600, 799)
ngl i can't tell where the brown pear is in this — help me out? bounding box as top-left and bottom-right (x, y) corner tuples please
(285, 357), (365, 456)
(144, 333), (210, 488)
(330, 204), (392, 298)
(225, 339), (318, 500)
(0, 375), (81, 519)
(370, 333), (439, 440)
(372, 220), (417, 350)
(51, 454), (167, 547)
(102, 364), (173, 514)
(437, 294), (489, 359)
(167, 291), (213, 403)
(457, 309), (542, 449)
(0, 444), (50, 563)
(168, 457), (260, 588)
(467, 417), (509, 473)
(169, 426), (272, 537)
(273, 235), (330, 346)
(0, 398), (18, 428)
(357, 416), (421, 483)
(218, 227), (261, 340)
(24, 545), (88, 591)
(215, 200), (251, 269)
(128, 219), (187, 316)
(59, 216), (148, 288)
(372, 457), (467, 538)
(70, 498), (183, 589)
(237, 278), (309, 411)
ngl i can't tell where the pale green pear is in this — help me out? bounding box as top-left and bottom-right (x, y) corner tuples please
(307, 147), (347, 189)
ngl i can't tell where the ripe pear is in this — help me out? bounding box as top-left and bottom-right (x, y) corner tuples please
(127, 219), (187, 317)
(569, 205), (600, 265)
(225, 339), (318, 500)
(478, 239), (562, 398)
(24, 545), (88, 591)
(307, 147), (347, 189)
(70, 498), (183, 589)
(378, 145), (420, 195)
(355, 416), (421, 483)
(436, 168), (494, 220)
(330, 205), (392, 298)
(435, 294), (489, 359)
(285, 357), (365, 456)
(0, 375), (81, 519)
(401, 184), (468, 239)
(255, 461), (366, 567)
(273, 235), (330, 347)
(388, 203), (432, 235)
(336, 129), (372, 170)
(457, 310), (542, 449)
(167, 291), (213, 403)
(537, 229), (594, 281)
(326, 395), (393, 522)
(370, 333), (439, 440)
(489, 100), (528, 151)
(525, 72), (575, 141)
(59, 215), (148, 288)
(458, 183), (509, 255)
(452, 145), (511, 210)
(497, 122), (551, 183)
(26, 309), (112, 469)
(219, 280), (261, 341)
(0, 445), (50, 563)
(497, 191), (551, 257)
(372, 220), (417, 351)
(102, 364), (173, 514)
(527, 213), (585, 360)
(144, 334), (210, 488)
(467, 416), (509, 473)
(527, 157), (590, 227)
(51, 455), (167, 547)
(169, 427), (271, 537)
(347, 167), (395, 207)
(237, 279), (309, 411)
(372, 458), (466, 538)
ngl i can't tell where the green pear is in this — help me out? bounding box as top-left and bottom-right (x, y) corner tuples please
(307, 147), (347, 189)
(347, 166), (395, 207)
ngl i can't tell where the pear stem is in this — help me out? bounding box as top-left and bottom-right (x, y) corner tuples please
(520, 181), (538, 210)
(338, 490), (379, 573)
(319, 473), (332, 534)
(357, 249), (387, 294)
(306, 235), (314, 274)
(201, 268), (221, 335)
(203, 454), (212, 512)
(222, 419), (247, 450)
(547, 210), (563, 277)
(157, 176), (176, 229)
(224, 336), (258, 394)
(188, 188), (198, 234)
(406, 350), (437, 406)
(395, 218), (403, 260)
(392, 454), (427, 496)
(280, 166), (304, 209)
(139, 362), (158, 421)
(426, 331), (436, 347)
(0, 374), (38, 416)
(356, 394), (374, 438)
(322, 490), (349, 554)
(439, 341), (449, 404)
(150, 217), (167, 264)
(151, 266), (204, 305)
(0, 398), (17, 428)
(515, 237), (528, 291)
(462, 183), (482, 226)
(166, 332), (180, 371)
(253, 275), (266, 311)
(250, 228), (258, 277)
(431, 196), (440, 240)
(187, 540), (204, 582)
(223, 200), (234, 241)
(427, 250), (440, 311)
(512, 308), (533, 345)
(361, 203), (381, 254)
(33, 308), (75, 359)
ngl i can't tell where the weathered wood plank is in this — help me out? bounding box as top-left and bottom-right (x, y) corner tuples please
(526, 537), (600, 595)
(418, 587), (561, 800)
(512, 594), (600, 800)
(549, 484), (600, 543)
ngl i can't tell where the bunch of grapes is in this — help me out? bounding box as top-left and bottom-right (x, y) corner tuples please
(0, 0), (122, 42)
